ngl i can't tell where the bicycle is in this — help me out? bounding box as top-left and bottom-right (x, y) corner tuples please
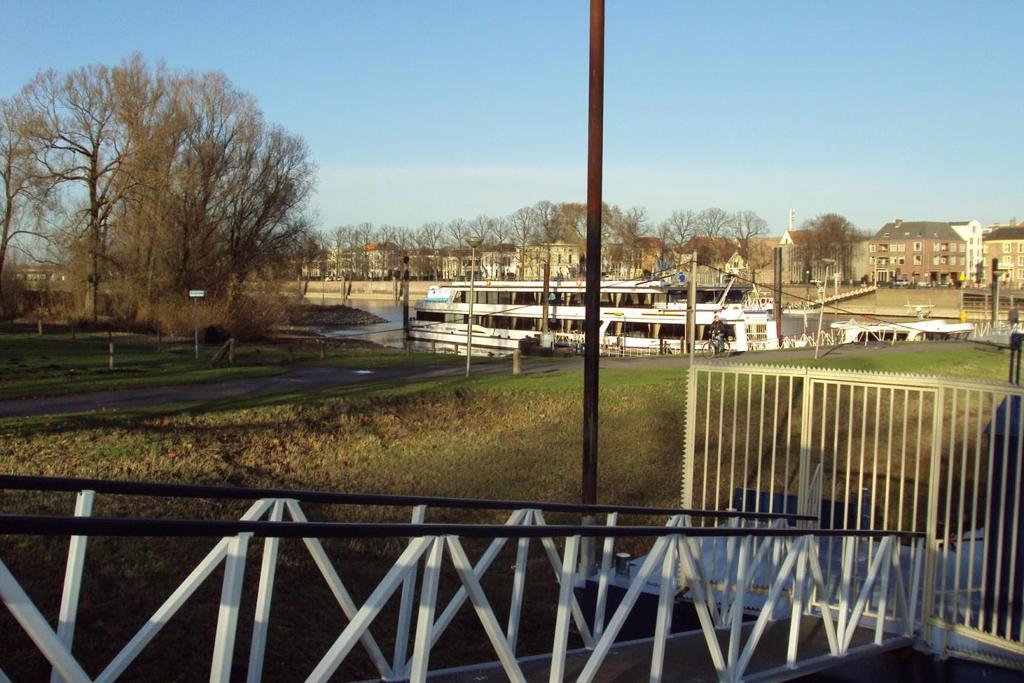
(700, 335), (732, 358)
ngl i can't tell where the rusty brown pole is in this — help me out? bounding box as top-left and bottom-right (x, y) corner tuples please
(583, 0), (604, 508)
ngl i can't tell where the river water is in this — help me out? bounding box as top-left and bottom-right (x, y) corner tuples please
(317, 298), (409, 348)
(318, 299), (909, 351)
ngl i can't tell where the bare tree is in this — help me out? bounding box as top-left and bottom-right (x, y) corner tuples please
(695, 207), (733, 239)
(413, 221), (444, 278)
(26, 63), (136, 320)
(556, 202), (587, 243)
(614, 206), (650, 277)
(730, 210), (768, 261)
(466, 214), (495, 245)
(507, 205), (537, 279)
(802, 213), (865, 283)
(0, 93), (48, 316)
(533, 200), (561, 243)
(445, 217), (469, 251)
(659, 209), (698, 251)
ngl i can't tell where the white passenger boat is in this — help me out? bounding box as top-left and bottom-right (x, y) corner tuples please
(830, 318), (974, 344)
(411, 276), (778, 355)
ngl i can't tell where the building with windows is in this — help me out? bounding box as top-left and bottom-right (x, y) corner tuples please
(949, 220), (986, 282)
(520, 242), (580, 280)
(869, 220), (968, 285)
(983, 226), (1024, 288)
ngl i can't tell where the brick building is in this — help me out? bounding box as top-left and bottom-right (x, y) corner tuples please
(869, 220), (968, 285)
(983, 225), (1024, 288)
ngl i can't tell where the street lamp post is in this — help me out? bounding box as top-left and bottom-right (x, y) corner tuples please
(814, 259), (836, 359)
(465, 236), (484, 376)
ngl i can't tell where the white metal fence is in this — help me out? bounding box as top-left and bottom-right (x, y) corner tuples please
(2, 479), (918, 682)
(682, 362), (1024, 666)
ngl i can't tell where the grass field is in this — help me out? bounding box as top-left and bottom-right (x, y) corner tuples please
(0, 342), (1011, 680)
(0, 344), (1008, 505)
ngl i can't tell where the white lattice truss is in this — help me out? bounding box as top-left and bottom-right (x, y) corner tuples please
(1, 495), (921, 683)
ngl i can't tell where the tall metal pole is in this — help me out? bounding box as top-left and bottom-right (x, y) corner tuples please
(402, 255), (410, 351)
(193, 297), (199, 361)
(773, 247), (784, 348)
(992, 258), (1001, 326)
(582, 0), (604, 509)
(814, 265), (828, 360)
(541, 259), (551, 334)
(687, 251), (697, 363)
(465, 245), (477, 376)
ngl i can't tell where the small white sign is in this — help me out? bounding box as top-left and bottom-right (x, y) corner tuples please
(189, 290), (205, 298)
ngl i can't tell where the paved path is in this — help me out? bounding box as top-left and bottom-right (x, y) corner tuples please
(0, 341), (988, 419)
(0, 361), (568, 419)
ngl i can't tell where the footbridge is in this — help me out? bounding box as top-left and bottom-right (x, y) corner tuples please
(1, 475), (923, 682)
(790, 284), (878, 311)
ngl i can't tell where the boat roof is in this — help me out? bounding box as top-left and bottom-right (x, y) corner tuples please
(443, 279), (754, 293)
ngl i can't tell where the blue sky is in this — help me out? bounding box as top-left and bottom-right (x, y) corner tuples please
(2, 0), (1021, 234)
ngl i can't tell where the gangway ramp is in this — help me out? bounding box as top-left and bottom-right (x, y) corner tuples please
(429, 619), (913, 682)
(796, 284), (877, 310)
(1, 476), (923, 683)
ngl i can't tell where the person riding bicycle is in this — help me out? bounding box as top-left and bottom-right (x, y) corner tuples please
(708, 314), (726, 354)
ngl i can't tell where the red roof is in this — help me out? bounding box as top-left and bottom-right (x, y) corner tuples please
(785, 230), (814, 246)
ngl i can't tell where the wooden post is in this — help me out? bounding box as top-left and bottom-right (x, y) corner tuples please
(37, 320), (42, 336)
(108, 343), (114, 370)
(512, 349), (522, 375)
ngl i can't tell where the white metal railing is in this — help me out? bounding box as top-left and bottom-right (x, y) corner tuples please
(682, 363), (1024, 666)
(0, 480), (919, 682)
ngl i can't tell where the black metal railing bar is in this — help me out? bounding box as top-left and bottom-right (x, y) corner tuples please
(0, 474), (815, 522)
(0, 514), (925, 541)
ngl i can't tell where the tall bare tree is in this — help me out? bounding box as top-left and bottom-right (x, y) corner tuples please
(413, 221), (444, 278)
(695, 207), (732, 239)
(508, 205), (537, 279)
(445, 217), (469, 251)
(533, 200), (561, 243)
(659, 209), (698, 252)
(556, 202), (587, 244)
(614, 206), (650, 277)
(26, 62), (136, 320)
(466, 214), (494, 245)
(0, 93), (47, 316)
(802, 213), (865, 283)
(730, 209), (768, 261)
